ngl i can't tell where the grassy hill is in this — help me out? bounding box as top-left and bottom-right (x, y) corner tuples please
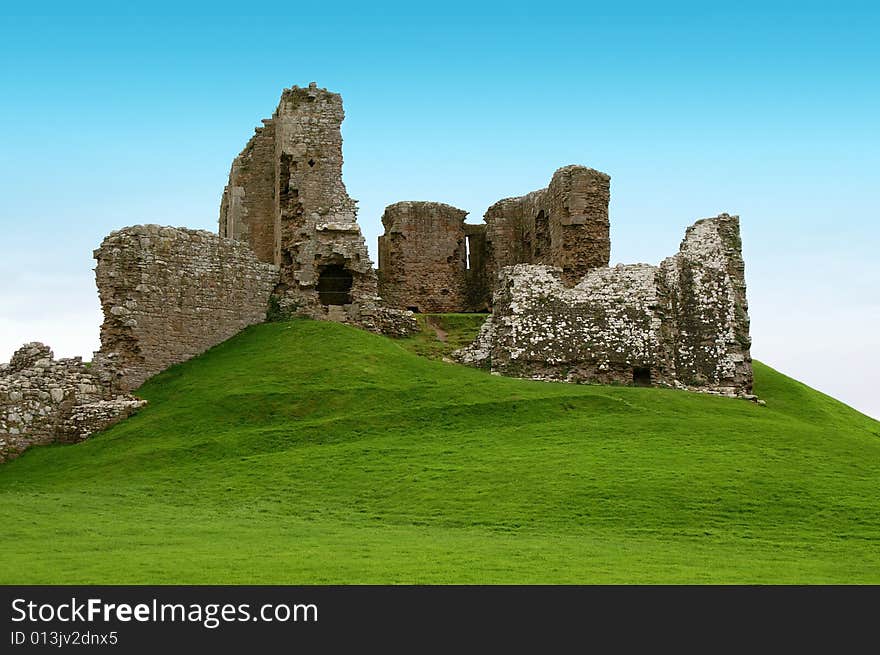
(1, 318), (879, 584)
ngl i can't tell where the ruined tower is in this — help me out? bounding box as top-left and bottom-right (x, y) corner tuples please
(377, 202), (489, 313)
(220, 83), (378, 319)
(377, 165), (611, 312)
(483, 165), (611, 287)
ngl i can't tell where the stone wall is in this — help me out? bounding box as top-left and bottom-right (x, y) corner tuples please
(660, 214), (752, 392)
(484, 165), (611, 286)
(454, 214), (753, 397)
(219, 83), (386, 323)
(377, 165), (610, 313)
(219, 120), (277, 264)
(94, 225), (279, 390)
(0, 343), (145, 463)
(378, 201), (471, 312)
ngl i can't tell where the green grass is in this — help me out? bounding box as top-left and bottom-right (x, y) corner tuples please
(1, 319), (879, 583)
(396, 312), (487, 359)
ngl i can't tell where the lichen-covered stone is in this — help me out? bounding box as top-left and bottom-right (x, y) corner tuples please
(0, 343), (145, 463)
(660, 214), (752, 393)
(454, 214), (753, 397)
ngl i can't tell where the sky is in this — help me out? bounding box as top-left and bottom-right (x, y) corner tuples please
(1, 1), (878, 418)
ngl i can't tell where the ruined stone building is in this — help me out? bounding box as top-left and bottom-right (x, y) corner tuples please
(378, 201), (487, 312)
(95, 84), (415, 392)
(219, 83), (382, 323)
(375, 153), (752, 396)
(2, 82), (755, 462)
(3, 84), (416, 461)
(453, 214), (753, 396)
(377, 165), (610, 313)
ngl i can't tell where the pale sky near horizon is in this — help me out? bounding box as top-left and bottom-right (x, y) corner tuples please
(1, 2), (878, 419)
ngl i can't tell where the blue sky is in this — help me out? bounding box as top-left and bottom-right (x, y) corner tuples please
(1, 1), (878, 417)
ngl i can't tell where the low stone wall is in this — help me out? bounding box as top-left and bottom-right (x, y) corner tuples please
(94, 225), (279, 390)
(475, 263), (674, 385)
(0, 343), (145, 463)
(454, 214), (753, 397)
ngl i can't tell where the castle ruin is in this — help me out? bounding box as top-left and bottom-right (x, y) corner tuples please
(1, 82), (754, 462)
(374, 151), (751, 396)
(454, 214), (752, 395)
(94, 83), (417, 393)
(219, 83), (401, 327)
(376, 166), (611, 312)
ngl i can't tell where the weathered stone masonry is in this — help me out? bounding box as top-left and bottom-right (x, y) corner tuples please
(378, 202), (472, 313)
(1, 82), (756, 463)
(377, 156), (753, 397)
(484, 165), (611, 288)
(219, 83), (417, 334)
(93, 225), (279, 391)
(377, 165), (610, 311)
(0, 343), (145, 463)
(455, 214), (753, 396)
(2, 84), (416, 461)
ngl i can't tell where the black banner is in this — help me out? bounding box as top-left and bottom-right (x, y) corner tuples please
(1, 586), (876, 651)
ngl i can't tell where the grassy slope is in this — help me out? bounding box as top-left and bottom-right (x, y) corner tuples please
(1, 319), (879, 584)
(396, 313), (489, 359)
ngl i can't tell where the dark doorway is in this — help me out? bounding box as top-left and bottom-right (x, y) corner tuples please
(317, 265), (353, 305)
(632, 367), (652, 386)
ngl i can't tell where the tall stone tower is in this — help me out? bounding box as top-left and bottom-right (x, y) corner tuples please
(220, 83), (378, 318)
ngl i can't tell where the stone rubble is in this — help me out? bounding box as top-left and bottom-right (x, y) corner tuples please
(0, 343), (145, 463)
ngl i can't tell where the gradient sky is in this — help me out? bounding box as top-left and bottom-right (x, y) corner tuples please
(1, 2), (878, 418)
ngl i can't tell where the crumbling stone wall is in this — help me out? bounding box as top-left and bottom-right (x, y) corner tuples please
(659, 215), (752, 391)
(378, 201), (471, 312)
(219, 120), (276, 263)
(484, 165), (611, 286)
(220, 83), (399, 327)
(94, 225), (279, 390)
(377, 165), (610, 312)
(454, 214), (753, 397)
(0, 343), (145, 463)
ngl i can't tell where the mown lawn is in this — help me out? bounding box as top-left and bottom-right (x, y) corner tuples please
(1, 319), (878, 583)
